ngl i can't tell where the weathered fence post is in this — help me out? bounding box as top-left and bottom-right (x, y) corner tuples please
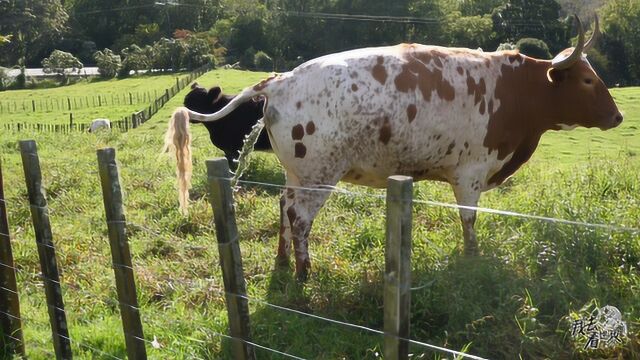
(206, 158), (255, 360)
(0, 158), (26, 357)
(384, 175), (413, 360)
(19, 140), (73, 360)
(96, 148), (147, 360)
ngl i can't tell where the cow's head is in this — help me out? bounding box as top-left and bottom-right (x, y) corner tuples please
(546, 16), (622, 130)
(183, 83), (226, 122)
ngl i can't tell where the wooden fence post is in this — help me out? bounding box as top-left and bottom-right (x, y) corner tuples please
(19, 140), (73, 360)
(206, 158), (255, 360)
(96, 148), (148, 360)
(384, 175), (413, 360)
(0, 157), (26, 357)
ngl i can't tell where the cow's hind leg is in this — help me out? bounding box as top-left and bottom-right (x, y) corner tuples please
(452, 182), (482, 256)
(278, 176), (334, 282)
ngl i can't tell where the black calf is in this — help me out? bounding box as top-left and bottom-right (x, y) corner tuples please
(184, 83), (271, 168)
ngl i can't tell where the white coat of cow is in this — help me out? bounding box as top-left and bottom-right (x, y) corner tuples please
(89, 118), (111, 132)
(166, 16), (622, 280)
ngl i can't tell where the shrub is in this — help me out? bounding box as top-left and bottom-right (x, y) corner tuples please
(41, 50), (83, 84)
(93, 48), (121, 78)
(120, 44), (151, 77)
(254, 51), (273, 71)
(516, 38), (552, 59)
(496, 42), (517, 51)
(0, 66), (11, 90)
(183, 36), (214, 70)
(239, 47), (256, 70)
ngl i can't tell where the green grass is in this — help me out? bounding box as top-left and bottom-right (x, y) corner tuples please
(537, 87), (640, 164)
(0, 73), (193, 126)
(0, 70), (638, 359)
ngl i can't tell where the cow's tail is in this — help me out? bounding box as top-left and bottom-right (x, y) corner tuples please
(163, 107), (192, 215)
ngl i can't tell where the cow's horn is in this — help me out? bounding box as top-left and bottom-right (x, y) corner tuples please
(584, 15), (600, 53)
(552, 15), (585, 70)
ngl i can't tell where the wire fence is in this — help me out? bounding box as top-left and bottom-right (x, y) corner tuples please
(0, 91), (156, 115)
(1, 152), (637, 359)
(1, 64), (211, 133)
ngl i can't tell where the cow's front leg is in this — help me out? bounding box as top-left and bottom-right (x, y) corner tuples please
(452, 181), (482, 256)
(224, 151), (238, 171)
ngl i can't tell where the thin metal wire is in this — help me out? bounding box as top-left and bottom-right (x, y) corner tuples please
(0, 309), (22, 321)
(229, 178), (640, 233)
(193, 283), (487, 360)
(207, 330), (306, 360)
(0, 285), (19, 295)
(55, 332), (125, 360)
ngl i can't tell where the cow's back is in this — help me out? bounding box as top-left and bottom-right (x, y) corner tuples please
(263, 44), (522, 187)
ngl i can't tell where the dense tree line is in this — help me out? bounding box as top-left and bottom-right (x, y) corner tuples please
(0, 0), (639, 86)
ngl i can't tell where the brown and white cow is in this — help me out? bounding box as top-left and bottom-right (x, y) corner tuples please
(167, 16), (622, 280)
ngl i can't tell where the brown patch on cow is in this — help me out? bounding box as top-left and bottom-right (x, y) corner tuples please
(291, 124), (304, 140)
(446, 141), (455, 155)
(457, 66), (464, 75)
(286, 206), (297, 228)
(306, 121), (316, 135)
(467, 76), (486, 105)
(479, 99), (486, 115)
(253, 75), (276, 91)
(286, 188), (295, 199)
(483, 53), (576, 185)
(407, 104), (417, 123)
(351, 83), (358, 92)
(488, 99), (494, 115)
(379, 117), (392, 144)
(372, 56), (388, 85)
(295, 143), (307, 158)
(296, 101), (302, 109)
(394, 49), (455, 102)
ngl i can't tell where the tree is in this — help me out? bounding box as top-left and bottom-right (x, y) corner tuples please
(41, 49), (83, 84)
(93, 48), (121, 78)
(119, 44), (151, 76)
(516, 37), (552, 59)
(254, 50), (273, 71)
(599, 0), (640, 85)
(492, 0), (569, 53)
(0, 0), (68, 67)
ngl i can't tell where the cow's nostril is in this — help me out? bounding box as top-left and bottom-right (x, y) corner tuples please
(615, 113), (623, 124)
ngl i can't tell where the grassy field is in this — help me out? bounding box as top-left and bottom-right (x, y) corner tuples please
(0, 69), (638, 359)
(0, 73), (192, 126)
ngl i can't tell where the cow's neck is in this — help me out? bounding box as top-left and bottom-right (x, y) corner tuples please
(484, 56), (559, 185)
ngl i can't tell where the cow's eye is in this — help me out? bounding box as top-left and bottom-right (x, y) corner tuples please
(584, 78), (594, 85)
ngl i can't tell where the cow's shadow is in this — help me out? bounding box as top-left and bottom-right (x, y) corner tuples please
(240, 251), (528, 359)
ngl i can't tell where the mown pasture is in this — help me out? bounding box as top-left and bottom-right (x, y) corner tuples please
(0, 73), (192, 126)
(0, 69), (638, 359)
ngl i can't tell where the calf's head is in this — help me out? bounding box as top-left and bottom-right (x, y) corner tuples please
(183, 83), (230, 119)
(546, 16), (622, 130)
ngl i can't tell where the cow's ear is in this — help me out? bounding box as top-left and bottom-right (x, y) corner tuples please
(208, 86), (222, 103)
(547, 68), (568, 83)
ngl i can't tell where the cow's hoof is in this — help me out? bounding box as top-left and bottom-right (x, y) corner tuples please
(295, 269), (308, 283)
(464, 247), (480, 257)
(275, 255), (290, 268)
(295, 259), (311, 282)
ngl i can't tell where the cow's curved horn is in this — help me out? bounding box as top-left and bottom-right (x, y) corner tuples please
(584, 15), (600, 53)
(552, 15), (585, 70)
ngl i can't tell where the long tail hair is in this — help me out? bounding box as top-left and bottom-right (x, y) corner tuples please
(163, 107), (192, 215)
